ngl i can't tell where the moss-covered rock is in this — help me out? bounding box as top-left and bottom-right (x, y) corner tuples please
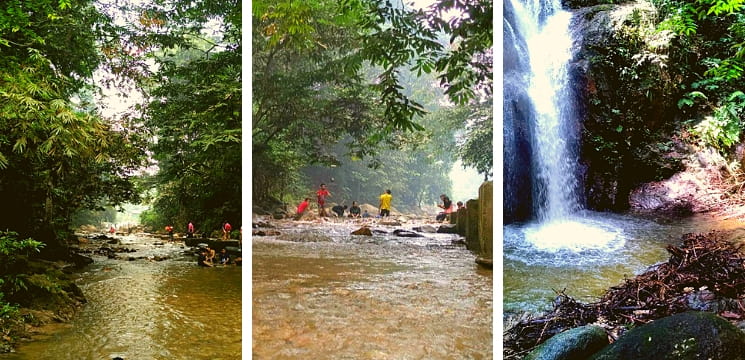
(570, 2), (685, 211)
(524, 325), (609, 360)
(590, 312), (745, 359)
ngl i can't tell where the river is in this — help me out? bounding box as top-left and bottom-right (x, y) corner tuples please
(0, 233), (242, 360)
(252, 220), (493, 359)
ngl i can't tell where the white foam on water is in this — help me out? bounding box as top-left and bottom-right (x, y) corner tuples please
(524, 219), (626, 252)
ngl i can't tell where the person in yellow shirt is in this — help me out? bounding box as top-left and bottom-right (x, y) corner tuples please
(379, 189), (392, 217)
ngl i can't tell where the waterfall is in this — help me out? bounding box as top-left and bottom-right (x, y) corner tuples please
(503, 0), (582, 223)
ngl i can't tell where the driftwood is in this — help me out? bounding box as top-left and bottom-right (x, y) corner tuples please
(504, 230), (745, 359)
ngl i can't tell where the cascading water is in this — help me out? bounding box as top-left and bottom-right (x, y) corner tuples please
(504, 0), (634, 311)
(504, 0), (625, 253)
(506, 0), (581, 222)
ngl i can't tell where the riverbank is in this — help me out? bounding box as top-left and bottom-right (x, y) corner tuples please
(0, 258), (87, 353)
(504, 228), (745, 359)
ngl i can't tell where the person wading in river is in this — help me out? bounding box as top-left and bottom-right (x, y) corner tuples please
(316, 183), (331, 217)
(379, 189), (392, 217)
(294, 198), (311, 220)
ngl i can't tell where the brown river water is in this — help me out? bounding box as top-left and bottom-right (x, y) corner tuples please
(252, 220), (493, 359)
(0, 234), (242, 360)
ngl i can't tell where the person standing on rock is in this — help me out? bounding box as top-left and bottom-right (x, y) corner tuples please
(379, 189), (392, 217)
(165, 225), (174, 241)
(316, 183), (331, 217)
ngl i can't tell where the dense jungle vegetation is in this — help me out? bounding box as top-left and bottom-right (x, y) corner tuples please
(572, 0), (745, 210)
(0, 0), (239, 345)
(252, 0), (494, 212)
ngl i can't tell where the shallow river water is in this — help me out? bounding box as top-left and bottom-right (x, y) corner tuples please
(0, 234), (242, 360)
(504, 211), (745, 315)
(252, 220), (493, 359)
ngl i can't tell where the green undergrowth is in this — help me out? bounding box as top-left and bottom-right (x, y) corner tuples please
(0, 231), (86, 353)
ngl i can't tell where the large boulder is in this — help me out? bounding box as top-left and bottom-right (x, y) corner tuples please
(590, 312), (745, 360)
(524, 325), (608, 360)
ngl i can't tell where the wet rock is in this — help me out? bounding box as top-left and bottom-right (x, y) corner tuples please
(68, 253), (94, 268)
(412, 225), (437, 233)
(590, 312), (745, 359)
(436, 224), (458, 234)
(153, 242), (164, 246)
(392, 229), (423, 238)
(371, 229), (388, 234)
(106, 239), (118, 244)
(524, 325), (608, 360)
(253, 221), (274, 228)
(378, 220), (402, 226)
(252, 229), (281, 236)
(475, 257), (492, 269)
(685, 288), (719, 312)
(351, 227), (373, 236)
(451, 238), (467, 246)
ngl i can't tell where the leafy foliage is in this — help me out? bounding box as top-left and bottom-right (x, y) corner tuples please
(131, 0), (242, 233)
(458, 100), (493, 180)
(252, 0), (492, 207)
(0, 0), (144, 246)
(0, 231), (44, 326)
(689, 91), (745, 149)
(653, 0), (745, 153)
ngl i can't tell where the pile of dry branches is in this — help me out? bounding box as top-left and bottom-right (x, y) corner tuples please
(504, 230), (745, 359)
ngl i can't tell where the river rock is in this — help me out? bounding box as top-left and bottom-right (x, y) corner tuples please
(524, 325), (608, 360)
(253, 229), (281, 236)
(392, 229), (423, 238)
(412, 225), (437, 233)
(590, 311), (745, 359)
(351, 227), (372, 236)
(378, 220), (402, 226)
(436, 223), (457, 234)
(475, 257), (493, 269)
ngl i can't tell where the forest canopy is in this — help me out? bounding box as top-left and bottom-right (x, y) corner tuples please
(252, 0), (494, 211)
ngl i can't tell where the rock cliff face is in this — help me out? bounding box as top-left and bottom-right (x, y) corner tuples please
(567, 1), (685, 211)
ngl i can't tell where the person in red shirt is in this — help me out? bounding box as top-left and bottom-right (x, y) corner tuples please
(294, 198), (311, 220)
(316, 183), (331, 217)
(187, 222), (195, 238)
(165, 225), (174, 241)
(222, 222), (232, 240)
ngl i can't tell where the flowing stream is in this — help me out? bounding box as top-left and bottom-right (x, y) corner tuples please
(253, 221), (493, 359)
(0, 234), (242, 360)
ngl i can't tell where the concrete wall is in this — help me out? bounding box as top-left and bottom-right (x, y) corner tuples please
(478, 181), (493, 259)
(454, 181), (493, 264)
